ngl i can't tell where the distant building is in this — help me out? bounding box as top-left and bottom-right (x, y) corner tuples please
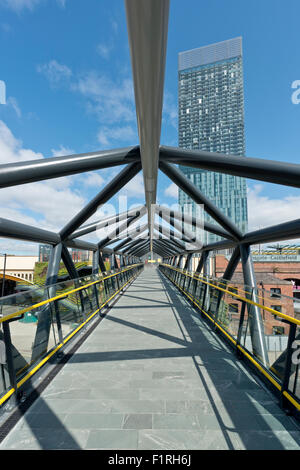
(39, 245), (91, 263)
(214, 253), (298, 336)
(0, 255), (38, 283)
(39, 244), (51, 262)
(178, 37), (248, 244)
(71, 249), (90, 263)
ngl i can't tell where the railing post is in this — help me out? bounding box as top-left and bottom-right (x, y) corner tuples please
(201, 252), (210, 313)
(92, 250), (100, 311)
(2, 322), (18, 403)
(280, 322), (297, 411)
(236, 300), (247, 354)
(51, 295), (64, 345)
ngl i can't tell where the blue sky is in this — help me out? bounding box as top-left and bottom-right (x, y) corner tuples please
(1, 0), (300, 254)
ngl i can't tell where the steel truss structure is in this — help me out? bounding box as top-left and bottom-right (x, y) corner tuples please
(1, 0), (300, 366)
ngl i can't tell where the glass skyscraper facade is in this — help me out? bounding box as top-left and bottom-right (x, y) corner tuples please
(178, 37), (248, 245)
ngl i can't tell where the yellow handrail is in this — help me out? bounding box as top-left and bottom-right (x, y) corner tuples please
(0, 267), (141, 406)
(161, 264), (300, 327)
(0, 264), (142, 325)
(162, 265), (300, 412)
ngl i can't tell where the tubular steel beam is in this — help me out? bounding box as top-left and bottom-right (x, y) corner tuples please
(152, 244), (167, 258)
(184, 253), (193, 271)
(116, 223), (148, 245)
(0, 218), (113, 253)
(127, 239), (149, 256)
(155, 209), (203, 249)
(61, 244), (80, 279)
(159, 161), (243, 241)
(98, 252), (107, 273)
(119, 237), (146, 254)
(98, 208), (147, 249)
(189, 239), (236, 254)
(154, 227), (186, 252)
(158, 241), (180, 256)
(154, 223), (190, 251)
(133, 244), (150, 257)
(153, 239), (176, 256)
(155, 205), (234, 241)
(154, 236), (182, 255)
(195, 251), (210, 274)
(92, 249), (99, 275)
(0, 217), (60, 245)
(113, 237), (135, 253)
(154, 214), (198, 246)
(97, 215), (139, 249)
(221, 246), (241, 281)
(153, 241), (177, 257)
(64, 238), (98, 252)
(192, 217), (300, 252)
(60, 162), (142, 241)
(68, 205), (145, 240)
(0, 146), (140, 189)
(242, 218), (300, 246)
(160, 145), (300, 189)
(240, 244), (269, 367)
(113, 226), (149, 253)
(125, 0), (170, 246)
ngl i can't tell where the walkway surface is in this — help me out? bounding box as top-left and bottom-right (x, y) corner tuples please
(1, 266), (300, 450)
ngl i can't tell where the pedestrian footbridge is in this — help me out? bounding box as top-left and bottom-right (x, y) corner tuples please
(1, 0), (300, 451)
(0, 264), (299, 450)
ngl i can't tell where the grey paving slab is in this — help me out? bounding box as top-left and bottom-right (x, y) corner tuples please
(0, 266), (300, 450)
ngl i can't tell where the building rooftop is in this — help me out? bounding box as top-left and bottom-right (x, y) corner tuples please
(178, 37), (242, 71)
(229, 272), (292, 286)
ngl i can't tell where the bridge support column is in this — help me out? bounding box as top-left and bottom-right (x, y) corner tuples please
(240, 244), (269, 367)
(92, 250), (99, 275)
(196, 251), (209, 274)
(98, 251), (107, 273)
(31, 243), (62, 362)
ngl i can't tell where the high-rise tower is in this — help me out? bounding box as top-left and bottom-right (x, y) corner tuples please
(178, 37), (248, 245)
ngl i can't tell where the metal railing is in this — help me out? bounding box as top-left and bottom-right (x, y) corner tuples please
(159, 263), (300, 416)
(0, 263), (143, 407)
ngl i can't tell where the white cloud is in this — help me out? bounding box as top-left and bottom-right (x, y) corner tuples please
(0, 120), (42, 164)
(0, 0), (41, 12)
(71, 73), (138, 148)
(97, 125), (137, 148)
(0, 120), (85, 233)
(110, 19), (118, 34)
(0, 0), (66, 12)
(164, 183), (178, 199)
(0, 239), (38, 256)
(247, 184), (300, 232)
(51, 145), (74, 157)
(120, 173), (145, 198)
(56, 0), (66, 7)
(97, 43), (113, 59)
(72, 72), (136, 125)
(83, 172), (104, 188)
(7, 97), (22, 118)
(37, 60), (72, 86)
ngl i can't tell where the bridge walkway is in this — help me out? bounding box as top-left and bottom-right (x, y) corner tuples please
(0, 266), (300, 450)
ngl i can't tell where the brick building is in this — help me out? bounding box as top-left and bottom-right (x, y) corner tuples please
(214, 254), (297, 337)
